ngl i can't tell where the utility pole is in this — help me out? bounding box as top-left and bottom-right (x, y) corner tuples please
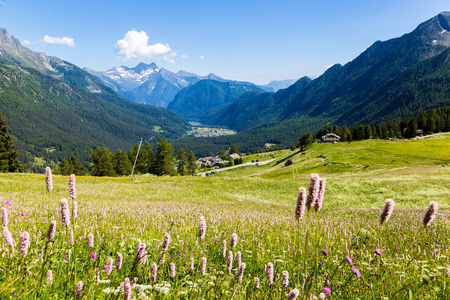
(130, 138), (143, 183)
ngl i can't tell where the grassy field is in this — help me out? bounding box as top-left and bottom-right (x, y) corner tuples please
(1, 135), (450, 299)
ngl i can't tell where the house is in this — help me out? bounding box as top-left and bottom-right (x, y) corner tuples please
(322, 133), (341, 143)
(229, 153), (240, 160)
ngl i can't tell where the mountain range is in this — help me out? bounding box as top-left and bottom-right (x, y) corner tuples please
(0, 28), (189, 165)
(85, 63), (295, 108)
(171, 12), (450, 156)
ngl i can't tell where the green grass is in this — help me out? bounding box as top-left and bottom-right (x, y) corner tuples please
(1, 135), (450, 298)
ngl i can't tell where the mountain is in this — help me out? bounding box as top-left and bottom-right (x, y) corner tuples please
(263, 79), (297, 92)
(84, 63), (232, 108)
(170, 12), (450, 155)
(0, 28), (189, 164)
(86, 63), (275, 108)
(207, 12), (450, 133)
(166, 79), (266, 122)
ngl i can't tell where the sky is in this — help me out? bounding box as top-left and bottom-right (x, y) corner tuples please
(0, 0), (449, 84)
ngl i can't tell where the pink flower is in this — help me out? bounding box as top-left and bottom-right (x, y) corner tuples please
(323, 287), (331, 294)
(351, 268), (361, 277)
(91, 252), (96, 260)
(21, 212), (25, 216)
(5, 199), (11, 206)
(374, 249), (382, 257)
(322, 249), (328, 255)
(345, 256), (353, 265)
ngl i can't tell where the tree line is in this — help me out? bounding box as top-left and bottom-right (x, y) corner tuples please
(313, 106), (450, 142)
(87, 138), (198, 177)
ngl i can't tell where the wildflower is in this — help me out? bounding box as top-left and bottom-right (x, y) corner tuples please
(345, 256), (353, 265)
(116, 253), (123, 270)
(374, 249), (382, 257)
(198, 216), (206, 240)
(46, 167), (53, 192)
(255, 277), (260, 289)
(236, 251), (242, 269)
(69, 228), (74, 245)
(105, 257), (113, 275)
(286, 288), (299, 300)
(47, 270), (53, 285)
(87, 233), (94, 248)
(19, 232), (29, 255)
(1, 207), (7, 227)
(47, 220), (56, 240)
(322, 249), (328, 256)
(60, 198), (70, 227)
(227, 251), (233, 273)
(200, 257), (207, 275)
(124, 278), (132, 300)
(423, 201), (438, 227)
(136, 239), (141, 253)
(313, 178), (326, 212)
(190, 257), (194, 271)
(72, 202), (78, 219)
(69, 174), (76, 199)
(237, 262), (246, 284)
(94, 268), (99, 284)
(230, 232), (238, 248)
(295, 187), (307, 220)
(0, 219), (11, 246)
(351, 268), (361, 277)
(282, 270), (289, 287)
(161, 232), (170, 253)
(151, 263), (158, 282)
(222, 240), (227, 257)
(380, 199), (395, 225)
(138, 243), (147, 264)
(5, 199), (11, 206)
(63, 249), (71, 264)
(267, 262), (274, 283)
(75, 281), (83, 299)
(306, 174), (320, 210)
(323, 287), (331, 294)
(170, 262), (176, 278)
(21, 212), (25, 217)
(318, 293), (326, 300)
(91, 252), (96, 260)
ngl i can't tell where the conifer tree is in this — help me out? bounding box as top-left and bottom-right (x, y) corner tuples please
(177, 148), (188, 176)
(187, 151), (198, 176)
(114, 149), (132, 176)
(90, 146), (116, 176)
(155, 138), (176, 176)
(0, 113), (23, 172)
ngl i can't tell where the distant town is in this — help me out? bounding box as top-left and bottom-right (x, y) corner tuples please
(187, 122), (236, 138)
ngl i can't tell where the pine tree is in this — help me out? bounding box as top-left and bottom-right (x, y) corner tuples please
(177, 148), (188, 176)
(155, 138), (176, 176)
(69, 155), (86, 175)
(114, 149), (132, 176)
(0, 113), (23, 173)
(90, 146), (116, 176)
(187, 151), (198, 176)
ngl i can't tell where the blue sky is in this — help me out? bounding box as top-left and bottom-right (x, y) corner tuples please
(0, 0), (449, 84)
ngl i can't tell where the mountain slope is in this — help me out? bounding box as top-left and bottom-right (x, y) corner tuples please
(167, 79), (266, 122)
(208, 12), (450, 133)
(0, 29), (189, 163)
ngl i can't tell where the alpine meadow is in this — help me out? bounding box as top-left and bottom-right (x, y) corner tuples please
(1, 2), (450, 300)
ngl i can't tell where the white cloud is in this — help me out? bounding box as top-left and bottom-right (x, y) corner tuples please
(181, 54), (188, 58)
(115, 29), (172, 61)
(164, 52), (177, 64)
(43, 35), (76, 47)
(22, 40), (31, 45)
(200, 55), (205, 59)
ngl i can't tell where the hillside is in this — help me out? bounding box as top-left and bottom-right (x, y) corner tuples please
(167, 79), (265, 122)
(0, 29), (189, 165)
(169, 12), (450, 155)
